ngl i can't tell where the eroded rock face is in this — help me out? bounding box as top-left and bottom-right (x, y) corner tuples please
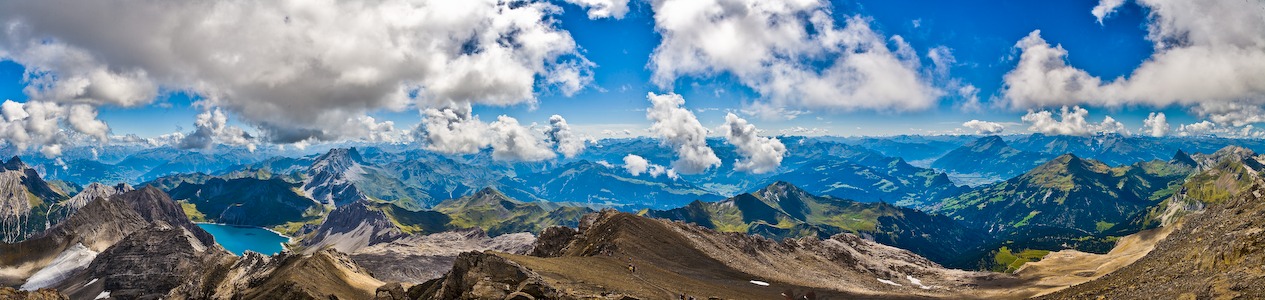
(46, 183), (133, 229)
(1, 186), (214, 288)
(351, 228), (535, 284)
(171, 249), (383, 300)
(86, 224), (229, 299)
(528, 226), (577, 258)
(412, 252), (569, 300)
(0, 157), (68, 243)
(302, 200), (404, 253)
(1042, 184), (1265, 299)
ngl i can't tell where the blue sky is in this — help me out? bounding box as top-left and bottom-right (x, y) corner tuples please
(0, 0), (1259, 145)
(477, 0), (1201, 136)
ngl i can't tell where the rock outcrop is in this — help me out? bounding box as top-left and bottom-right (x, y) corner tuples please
(1042, 183), (1265, 299)
(351, 228), (535, 283)
(171, 249), (383, 300)
(0, 157), (68, 243)
(46, 182), (133, 228)
(416, 210), (1016, 299)
(301, 200), (408, 253)
(0, 186), (215, 290)
(410, 252), (569, 300)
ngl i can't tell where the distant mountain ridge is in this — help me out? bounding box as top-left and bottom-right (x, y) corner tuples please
(645, 181), (984, 268)
(933, 136), (1053, 185)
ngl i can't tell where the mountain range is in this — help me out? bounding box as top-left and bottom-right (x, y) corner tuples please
(3, 134), (1265, 298)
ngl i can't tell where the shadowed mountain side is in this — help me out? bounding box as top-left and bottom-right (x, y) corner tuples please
(645, 181), (985, 269)
(411, 211), (1059, 299)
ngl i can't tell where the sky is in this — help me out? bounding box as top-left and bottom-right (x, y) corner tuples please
(0, 0), (1263, 161)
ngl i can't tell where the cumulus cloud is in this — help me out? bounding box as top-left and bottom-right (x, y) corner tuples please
(1021, 106), (1127, 136)
(177, 108), (255, 151)
(418, 105), (492, 155)
(622, 154), (676, 179)
(719, 113), (784, 174)
(646, 92), (720, 174)
(1176, 120), (1216, 136)
(1091, 0), (1126, 24)
(417, 104), (558, 161)
(1003, 1), (1265, 114)
(65, 105), (108, 142)
(547, 115), (586, 158)
(1191, 103), (1265, 127)
(0, 100), (111, 157)
(1142, 112), (1171, 137)
(562, 0), (630, 19)
(488, 116), (556, 161)
(0, 0), (591, 143)
(962, 120), (1005, 135)
(648, 0), (939, 114)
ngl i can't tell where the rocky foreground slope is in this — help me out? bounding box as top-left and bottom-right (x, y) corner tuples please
(412, 210), (1041, 299)
(1042, 182), (1265, 299)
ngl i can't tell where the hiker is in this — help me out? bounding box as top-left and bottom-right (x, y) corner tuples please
(628, 263), (636, 273)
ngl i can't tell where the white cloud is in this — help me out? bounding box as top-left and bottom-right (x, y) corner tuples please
(962, 120), (1005, 135)
(488, 115), (556, 161)
(956, 84), (982, 112)
(417, 104), (558, 161)
(1142, 112), (1171, 137)
(646, 92), (720, 174)
(1191, 103), (1265, 127)
(0, 0), (591, 143)
(622, 154), (675, 179)
(1177, 121), (1218, 137)
(418, 105), (492, 155)
(648, 0), (939, 114)
(1091, 0), (1126, 24)
(65, 105), (108, 142)
(719, 113), (785, 174)
(562, 0), (631, 19)
(178, 108), (255, 150)
(0, 100), (111, 157)
(622, 154), (650, 175)
(547, 114), (586, 158)
(1003, 1), (1265, 113)
(1021, 106), (1127, 136)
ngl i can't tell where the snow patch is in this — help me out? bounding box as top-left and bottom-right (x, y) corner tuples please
(95, 291), (110, 299)
(906, 275), (931, 289)
(877, 278), (902, 286)
(86, 278), (98, 286)
(20, 243), (98, 290)
(749, 280), (770, 286)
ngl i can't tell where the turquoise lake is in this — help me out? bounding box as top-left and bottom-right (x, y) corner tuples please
(196, 223), (290, 256)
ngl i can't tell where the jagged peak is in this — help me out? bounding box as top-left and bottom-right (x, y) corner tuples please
(316, 147), (365, 163)
(1211, 145), (1256, 160)
(1171, 150), (1198, 167)
(754, 181), (810, 200)
(3, 156), (27, 171)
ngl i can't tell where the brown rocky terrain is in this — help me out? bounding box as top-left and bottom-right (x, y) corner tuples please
(351, 228), (535, 284)
(171, 249), (383, 300)
(1041, 183), (1265, 299)
(0, 186), (211, 287)
(412, 210), (1040, 299)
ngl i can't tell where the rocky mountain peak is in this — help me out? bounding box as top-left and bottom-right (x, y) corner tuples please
(967, 135), (1007, 151)
(1172, 149), (1198, 167)
(2, 156), (26, 171)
